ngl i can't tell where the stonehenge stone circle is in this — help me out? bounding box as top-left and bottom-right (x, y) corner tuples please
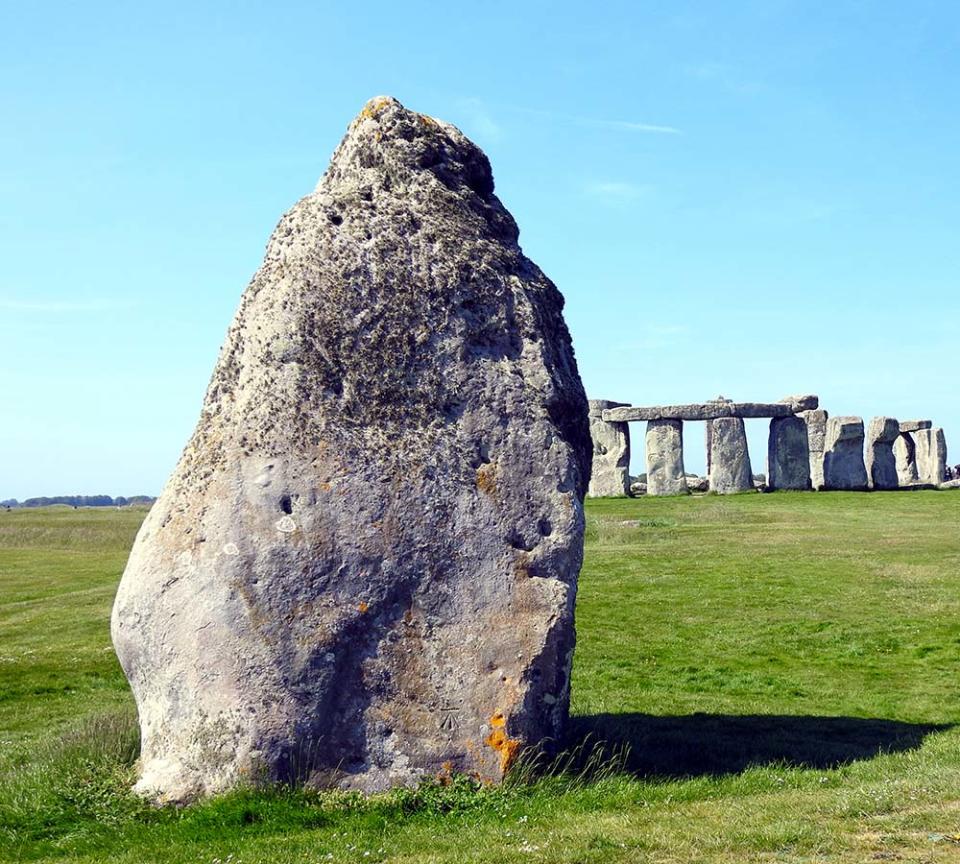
(865, 417), (900, 490)
(587, 400), (631, 497)
(801, 409), (829, 490)
(587, 393), (948, 497)
(707, 417), (753, 494)
(112, 97), (592, 803)
(914, 427), (948, 485)
(767, 416), (812, 491)
(823, 417), (869, 490)
(645, 420), (689, 496)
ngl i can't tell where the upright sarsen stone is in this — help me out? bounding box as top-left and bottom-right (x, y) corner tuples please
(708, 417), (753, 494)
(587, 400), (630, 497)
(767, 416), (811, 490)
(865, 417), (900, 490)
(914, 427), (948, 485)
(112, 97), (591, 803)
(801, 409), (829, 490)
(823, 416), (869, 491)
(645, 419), (688, 496)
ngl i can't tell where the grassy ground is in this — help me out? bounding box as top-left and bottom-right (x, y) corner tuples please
(2, 492), (960, 863)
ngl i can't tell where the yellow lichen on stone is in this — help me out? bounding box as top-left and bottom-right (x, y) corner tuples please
(360, 97), (392, 121)
(475, 463), (497, 496)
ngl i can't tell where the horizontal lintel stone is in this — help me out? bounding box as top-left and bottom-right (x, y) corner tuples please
(603, 395), (818, 423)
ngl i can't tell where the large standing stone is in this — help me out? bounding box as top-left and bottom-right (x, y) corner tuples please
(801, 409), (829, 490)
(111, 97), (591, 803)
(914, 427), (948, 485)
(822, 416), (869, 490)
(645, 419), (688, 496)
(767, 416), (811, 490)
(708, 417), (753, 494)
(894, 433), (919, 486)
(865, 417), (900, 490)
(587, 400), (630, 497)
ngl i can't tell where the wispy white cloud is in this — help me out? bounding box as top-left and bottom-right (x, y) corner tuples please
(498, 103), (682, 136)
(0, 298), (135, 313)
(456, 98), (503, 143)
(584, 180), (650, 201)
(684, 61), (764, 95)
(588, 119), (681, 135)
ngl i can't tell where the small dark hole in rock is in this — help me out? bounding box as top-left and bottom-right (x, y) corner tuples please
(279, 495), (293, 515)
(329, 213), (343, 226)
(538, 518), (552, 536)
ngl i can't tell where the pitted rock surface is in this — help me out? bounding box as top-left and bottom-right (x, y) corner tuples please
(112, 96), (591, 803)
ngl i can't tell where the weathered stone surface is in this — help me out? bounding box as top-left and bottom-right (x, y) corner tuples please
(914, 427), (948, 485)
(941, 479), (960, 490)
(111, 97), (591, 804)
(708, 417), (753, 494)
(801, 409), (829, 490)
(894, 434), (919, 486)
(629, 481), (648, 496)
(686, 475), (709, 492)
(603, 395), (818, 423)
(767, 416), (811, 491)
(645, 420), (688, 496)
(865, 417), (900, 490)
(898, 420), (932, 433)
(823, 416), (868, 491)
(587, 400), (630, 498)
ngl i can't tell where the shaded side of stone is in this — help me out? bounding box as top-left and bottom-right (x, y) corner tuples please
(823, 416), (868, 491)
(645, 419), (689, 496)
(894, 433), (919, 486)
(767, 416), (811, 491)
(865, 417), (900, 490)
(708, 417), (753, 494)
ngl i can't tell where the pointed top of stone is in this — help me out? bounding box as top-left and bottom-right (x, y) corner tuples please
(317, 95), (500, 210)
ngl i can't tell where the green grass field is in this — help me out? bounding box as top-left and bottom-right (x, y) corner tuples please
(2, 493), (960, 863)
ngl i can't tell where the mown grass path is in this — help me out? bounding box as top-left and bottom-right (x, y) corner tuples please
(1, 493), (959, 862)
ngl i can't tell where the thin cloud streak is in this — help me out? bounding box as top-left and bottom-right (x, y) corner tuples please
(499, 103), (682, 135)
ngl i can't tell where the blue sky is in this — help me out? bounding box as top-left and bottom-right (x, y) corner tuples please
(1, 1), (957, 497)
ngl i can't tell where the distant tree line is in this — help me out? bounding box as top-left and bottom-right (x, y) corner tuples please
(1, 495), (156, 509)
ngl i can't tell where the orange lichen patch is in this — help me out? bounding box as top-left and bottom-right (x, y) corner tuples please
(485, 728), (521, 772)
(475, 463), (497, 496)
(418, 113), (438, 128)
(484, 712), (521, 772)
(357, 601), (369, 614)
